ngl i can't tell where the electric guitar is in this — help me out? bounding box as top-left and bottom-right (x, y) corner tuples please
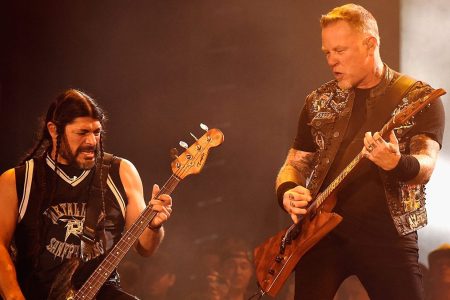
(253, 88), (446, 298)
(48, 124), (224, 300)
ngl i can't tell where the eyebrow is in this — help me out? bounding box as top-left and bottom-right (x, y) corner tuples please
(74, 127), (102, 133)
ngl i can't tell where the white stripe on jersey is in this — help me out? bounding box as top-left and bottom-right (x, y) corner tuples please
(107, 175), (126, 218)
(18, 159), (34, 222)
(45, 155), (91, 186)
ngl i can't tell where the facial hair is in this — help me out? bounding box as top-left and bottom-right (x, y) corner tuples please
(337, 78), (352, 91)
(59, 134), (98, 170)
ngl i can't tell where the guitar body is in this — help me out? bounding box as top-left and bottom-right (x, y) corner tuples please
(254, 193), (342, 297)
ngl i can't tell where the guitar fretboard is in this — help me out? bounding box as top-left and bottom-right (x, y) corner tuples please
(75, 175), (179, 299)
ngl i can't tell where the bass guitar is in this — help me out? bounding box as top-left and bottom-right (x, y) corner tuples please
(48, 124), (224, 300)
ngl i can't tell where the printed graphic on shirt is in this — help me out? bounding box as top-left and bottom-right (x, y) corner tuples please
(43, 202), (105, 260)
(60, 218), (84, 242)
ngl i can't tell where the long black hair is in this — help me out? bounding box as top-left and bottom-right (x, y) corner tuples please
(18, 89), (107, 268)
(21, 89), (106, 164)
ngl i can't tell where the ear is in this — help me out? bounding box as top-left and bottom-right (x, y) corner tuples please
(47, 122), (58, 140)
(365, 36), (377, 53)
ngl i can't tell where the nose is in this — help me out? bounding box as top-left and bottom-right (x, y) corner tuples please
(326, 52), (338, 68)
(84, 132), (97, 145)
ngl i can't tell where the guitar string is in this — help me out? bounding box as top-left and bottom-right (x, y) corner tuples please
(263, 105), (411, 295)
(76, 134), (215, 298)
(78, 167), (193, 296)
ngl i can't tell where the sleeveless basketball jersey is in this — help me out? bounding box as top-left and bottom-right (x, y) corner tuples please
(14, 154), (128, 298)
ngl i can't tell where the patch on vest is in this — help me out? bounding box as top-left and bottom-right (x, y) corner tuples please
(329, 99), (347, 113)
(312, 92), (333, 112)
(312, 111), (335, 121)
(400, 184), (425, 213)
(315, 132), (326, 150)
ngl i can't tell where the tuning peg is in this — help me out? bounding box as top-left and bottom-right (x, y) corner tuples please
(170, 148), (179, 159)
(179, 141), (188, 149)
(200, 123), (209, 132)
(190, 132), (199, 141)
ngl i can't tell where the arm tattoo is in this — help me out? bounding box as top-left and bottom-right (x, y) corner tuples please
(408, 134), (440, 183)
(409, 134), (439, 156)
(276, 148), (316, 187)
(285, 149), (316, 175)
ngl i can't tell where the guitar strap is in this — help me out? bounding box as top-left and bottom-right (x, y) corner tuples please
(309, 74), (417, 197)
(80, 153), (114, 261)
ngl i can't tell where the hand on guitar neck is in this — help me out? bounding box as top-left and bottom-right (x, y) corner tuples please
(362, 130), (401, 171)
(147, 183), (172, 231)
(134, 183), (173, 256)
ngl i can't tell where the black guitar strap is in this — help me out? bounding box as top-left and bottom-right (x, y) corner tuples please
(80, 153), (114, 261)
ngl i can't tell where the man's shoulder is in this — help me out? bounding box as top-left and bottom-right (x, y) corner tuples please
(400, 76), (435, 103)
(109, 155), (138, 177)
(391, 68), (434, 96)
(304, 80), (349, 111)
(0, 168), (16, 183)
(308, 80), (339, 96)
(103, 152), (125, 168)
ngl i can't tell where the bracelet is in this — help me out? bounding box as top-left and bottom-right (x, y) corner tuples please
(148, 223), (163, 232)
(386, 154), (420, 181)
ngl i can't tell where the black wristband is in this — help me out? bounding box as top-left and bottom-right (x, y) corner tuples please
(276, 181), (298, 211)
(386, 154), (420, 181)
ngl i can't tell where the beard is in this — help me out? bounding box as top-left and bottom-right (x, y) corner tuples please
(337, 78), (353, 91)
(59, 135), (98, 170)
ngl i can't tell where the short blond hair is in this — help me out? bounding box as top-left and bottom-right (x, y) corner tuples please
(320, 3), (380, 45)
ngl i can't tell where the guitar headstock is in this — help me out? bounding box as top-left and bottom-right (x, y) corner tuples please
(171, 124), (224, 180)
(393, 88), (446, 125)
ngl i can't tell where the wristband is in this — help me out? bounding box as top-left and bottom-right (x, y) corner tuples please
(387, 154), (420, 181)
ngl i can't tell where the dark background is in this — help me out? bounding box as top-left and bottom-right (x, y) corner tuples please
(0, 0), (400, 295)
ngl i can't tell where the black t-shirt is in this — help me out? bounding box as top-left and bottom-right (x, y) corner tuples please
(293, 88), (445, 244)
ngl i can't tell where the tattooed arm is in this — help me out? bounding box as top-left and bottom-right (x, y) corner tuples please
(276, 148), (316, 223)
(406, 134), (440, 184)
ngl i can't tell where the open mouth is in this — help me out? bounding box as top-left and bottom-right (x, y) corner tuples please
(78, 147), (96, 160)
(81, 151), (95, 159)
(334, 72), (343, 79)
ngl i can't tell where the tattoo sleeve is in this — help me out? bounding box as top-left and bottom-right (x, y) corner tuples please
(276, 148), (316, 191)
(407, 134), (440, 184)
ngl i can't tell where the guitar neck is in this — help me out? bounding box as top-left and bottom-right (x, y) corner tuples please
(75, 175), (180, 299)
(313, 118), (393, 208)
